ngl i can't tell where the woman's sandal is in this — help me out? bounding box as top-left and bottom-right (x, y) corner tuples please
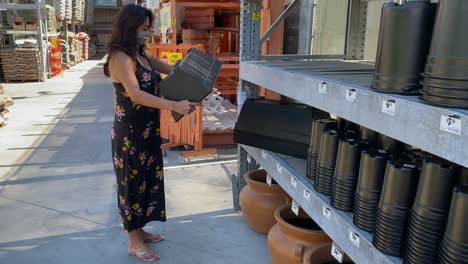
(128, 248), (160, 262)
(143, 234), (165, 244)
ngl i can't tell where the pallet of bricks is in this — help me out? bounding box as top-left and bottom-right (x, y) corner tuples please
(161, 0), (240, 103)
(0, 49), (42, 82)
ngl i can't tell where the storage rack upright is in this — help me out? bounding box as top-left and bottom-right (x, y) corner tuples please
(233, 0), (468, 263)
(0, 0), (49, 81)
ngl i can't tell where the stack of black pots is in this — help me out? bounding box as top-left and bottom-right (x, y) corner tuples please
(330, 138), (361, 212)
(420, 0), (468, 109)
(314, 130), (340, 195)
(439, 185), (468, 263)
(373, 161), (420, 257)
(370, 1), (436, 94)
(306, 119), (337, 182)
(353, 149), (388, 232)
(404, 160), (459, 264)
(359, 126), (379, 148)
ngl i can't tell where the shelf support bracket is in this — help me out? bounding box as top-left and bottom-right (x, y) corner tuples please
(259, 0), (299, 45)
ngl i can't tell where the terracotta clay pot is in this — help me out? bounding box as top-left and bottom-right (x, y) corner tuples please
(239, 169), (291, 234)
(268, 205), (332, 264)
(302, 243), (354, 264)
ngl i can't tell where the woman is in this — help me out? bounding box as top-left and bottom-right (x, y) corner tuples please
(104, 4), (196, 262)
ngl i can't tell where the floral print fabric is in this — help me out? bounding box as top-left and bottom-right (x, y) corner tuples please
(111, 60), (165, 233)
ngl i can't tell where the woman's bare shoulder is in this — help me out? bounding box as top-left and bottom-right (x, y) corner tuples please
(111, 51), (133, 63)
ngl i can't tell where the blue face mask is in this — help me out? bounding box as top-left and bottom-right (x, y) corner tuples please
(136, 31), (150, 46)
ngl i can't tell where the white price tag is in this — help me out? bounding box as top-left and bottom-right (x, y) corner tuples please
(346, 88), (357, 102)
(440, 113), (462, 135)
(322, 206), (331, 220)
(246, 155), (251, 164)
(262, 150), (267, 159)
(349, 230), (360, 248)
(266, 175), (272, 186)
(381, 99), (396, 116)
(291, 200), (300, 216)
(303, 189), (310, 202)
(290, 177), (298, 189)
(276, 163), (283, 174)
(331, 243), (344, 263)
(319, 82), (327, 94)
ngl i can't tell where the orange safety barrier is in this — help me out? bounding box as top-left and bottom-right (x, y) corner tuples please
(147, 43), (218, 162)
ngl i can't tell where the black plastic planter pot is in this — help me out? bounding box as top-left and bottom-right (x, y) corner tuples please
(370, 1), (436, 94)
(412, 160), (458, 214)
(420, 0), (468, 108)
(331, 139), (361, 211)
(439, 185), (468, 260)
(405, 158), (459, 264)
(378, 135), (403, 154)
(353, 150), (387, 232)
(423, 0), (468, 79)
(379, 161), (420, 213)
(359, 126), (379, 147)
(420, 89), (468, 109)
(373, 162), (420, 257)
(234, 100), (322, 159)
(457, 168), (468, 187)
(337, 117), (358, 132)
(314, 130), (340, 195)
(307, 119), (337, 181)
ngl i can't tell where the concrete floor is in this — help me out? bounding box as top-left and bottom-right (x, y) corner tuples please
(0, 56), (270, 264)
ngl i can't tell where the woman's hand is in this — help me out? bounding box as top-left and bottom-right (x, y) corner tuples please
(171, 100), (198, 115)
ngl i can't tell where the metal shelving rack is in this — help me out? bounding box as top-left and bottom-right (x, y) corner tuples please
(0, 1), (49, 81)
(234, 0), (466, 263)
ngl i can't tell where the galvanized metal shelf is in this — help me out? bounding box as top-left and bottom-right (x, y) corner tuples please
(240, 60), (468, 168)
(241, 144), (403, 264)
(1, 30), (38, 35)
(0, 3), (37, 10)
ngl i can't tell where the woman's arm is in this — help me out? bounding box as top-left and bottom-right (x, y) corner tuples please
(110, 52), (195, 114)
(145, 50), (174, 74)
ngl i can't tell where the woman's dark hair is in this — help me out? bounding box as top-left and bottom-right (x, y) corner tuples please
(103, 4), (153, 77)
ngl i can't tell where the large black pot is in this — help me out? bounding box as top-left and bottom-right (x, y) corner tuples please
(353, 149), (388, 232)
(404, 159), (459, 264)
(373, 161), (420, 257)
(314, 130), (340, 195)
(420, 0), (468, 108)
(306, 119), (337, 182)
(439, 185), (468, 264)
(370, 1), (436, 94)
(330, 138), (361, 212)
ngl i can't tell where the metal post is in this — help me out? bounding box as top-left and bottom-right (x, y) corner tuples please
(298, 0), (315, 54)
(234, 0), (261, 210)
(36, 0), (47, 81)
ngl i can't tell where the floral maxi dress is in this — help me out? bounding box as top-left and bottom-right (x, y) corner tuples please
(111, 61), (166, 233)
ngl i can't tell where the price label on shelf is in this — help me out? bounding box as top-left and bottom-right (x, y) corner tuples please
(303, 189), (310, 202)
(381, 99), (396, 116)
(319, 82), (327, 94)
(262, 150), (267, 159)
(323, 206), (331, 220)
(331, 243), (344, 263)
(291, 200), (300, 216)
(440, 113), (462, 135)
(290, 177), (298, 189)
(246, 155), (251, 164)
(346, 88), (357, 102)
(266, 175), (272, 186)
(349, 230), (360, 248)
(276, 163), (283, 174)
